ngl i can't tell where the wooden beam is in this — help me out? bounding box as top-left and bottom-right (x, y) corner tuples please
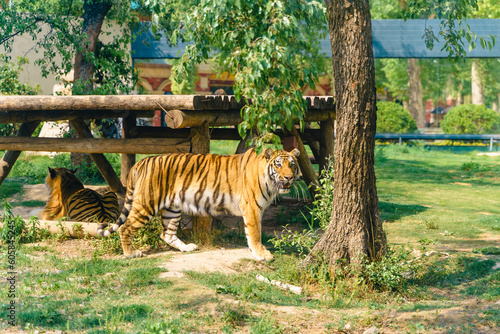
(0, 95), (204, 111)
(288, 126), (319, 196)
(319, 118), (335, 174)
(0, 95), (334, 112)
(0, 121), (40, 187)
(164, 109), (335, 129)
(0, 137), (191, 154)
(121, 113), (137, 185)
(0, 109), (154, 124)
(190, 122), (213, 234)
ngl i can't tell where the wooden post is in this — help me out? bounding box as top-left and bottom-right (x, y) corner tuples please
(288, 126), (319, 197)
(0, 121), (40, 187)
(190, 121), (213, 234)
(70, 119), (126, 195)
(121, 113), (136, 185)
(319, 117), (335, 174)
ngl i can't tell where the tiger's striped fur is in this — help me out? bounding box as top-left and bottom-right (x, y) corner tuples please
(40, 167), (119, 223)
(97, 148), (300, 261)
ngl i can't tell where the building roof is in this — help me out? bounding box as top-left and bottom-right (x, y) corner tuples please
(132, 19), (500, 60)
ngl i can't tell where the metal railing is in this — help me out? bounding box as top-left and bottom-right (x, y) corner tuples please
(375, 133), (500, 151)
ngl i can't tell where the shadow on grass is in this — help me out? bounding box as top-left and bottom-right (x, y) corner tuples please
(378, 158), (500, 187)
(412, 256), (498, 298)
(379, 201), (428, 222)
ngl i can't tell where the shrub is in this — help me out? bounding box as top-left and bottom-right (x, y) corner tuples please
(441, 104), (500, 134)
(376, 101), (418, 134)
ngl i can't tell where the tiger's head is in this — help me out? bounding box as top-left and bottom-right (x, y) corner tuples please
(264, 148), (301, 194)
(45, 167), (83, 196)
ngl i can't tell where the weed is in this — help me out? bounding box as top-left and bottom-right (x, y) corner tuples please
(418, 238), (439, 245)
(461, 161), (490, 172)
(217, 302), (247, 328)
(473, 246), (500, 255)
(0, 202), (46, 243)
(92, 232), (122, 256)
(250, 312), (281, 334)
(423, 219), (439, 230)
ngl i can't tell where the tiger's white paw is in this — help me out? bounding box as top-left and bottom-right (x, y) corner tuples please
(251, 248), (274, 261)
(125, 250), (143, 258)
(179, 243), (198, 252)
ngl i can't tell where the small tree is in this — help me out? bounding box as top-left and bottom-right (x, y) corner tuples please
(0, 54), (40, 136)
(441, 104), (500, 134)
(376, 101), (418, 134)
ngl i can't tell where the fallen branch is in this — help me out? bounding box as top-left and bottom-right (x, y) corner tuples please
(255, 274), (303, 295)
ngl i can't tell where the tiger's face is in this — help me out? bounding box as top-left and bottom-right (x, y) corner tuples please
(265, 148), (301, 194)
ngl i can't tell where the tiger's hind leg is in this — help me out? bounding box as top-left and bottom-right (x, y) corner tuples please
(160, 208), (198, 252)
(119, 208), (149, 258)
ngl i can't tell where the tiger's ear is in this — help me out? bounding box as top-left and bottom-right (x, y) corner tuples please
(48, 167), (56, 178)
(264, 148), (275, 161)
(290, 148), (300, 158)
(70, 168), (78, 174)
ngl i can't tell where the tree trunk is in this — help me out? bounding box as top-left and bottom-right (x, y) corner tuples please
(456, 83), (464, 105)
(74, 0), (112, 93)
(492, 92), (500, 112)
(471, 59), (485, 105)
(407, 58), (425, 129)
(306, 0), (386, 267)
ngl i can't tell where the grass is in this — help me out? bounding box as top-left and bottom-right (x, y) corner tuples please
(1, 144), (499, 333)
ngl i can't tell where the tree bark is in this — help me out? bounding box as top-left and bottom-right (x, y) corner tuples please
(306, 0), (386, 267)
(407, 59), (425, 129)
(471, 59), (485, 105)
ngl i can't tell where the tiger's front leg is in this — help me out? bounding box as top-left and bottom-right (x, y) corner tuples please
(243, 208), (273, 261)
(160, 209), (198, 252)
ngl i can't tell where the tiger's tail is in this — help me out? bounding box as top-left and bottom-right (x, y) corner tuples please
(97, 181), (134, 237)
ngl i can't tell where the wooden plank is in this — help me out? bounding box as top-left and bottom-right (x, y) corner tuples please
(0, 109), (154, 124)
(165, 109), (335, 129)
(121, 113), (137, 185)
(0, 95), (201, 111)
(0, 137), (191, 154)
(190, 122), (213, 234)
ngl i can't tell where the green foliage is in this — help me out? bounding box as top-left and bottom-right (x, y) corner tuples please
(440, 104), (500, 134)
(0, 202), (45, 244)
(0, 54), (41, 136)
(376, 59), (408, 102)
(358, 247), (416, 292)
(0, 54), (40, 95)
(376, 101), (418, 133)
(173, 0), (327, 147)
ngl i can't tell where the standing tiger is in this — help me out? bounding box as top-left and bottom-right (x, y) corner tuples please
(97, 148), (300, 261)
(40, 167), (119, 223)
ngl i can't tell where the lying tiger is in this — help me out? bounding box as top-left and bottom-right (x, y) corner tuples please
(98, 148), (300, 261)
(40, 167), (119, 223)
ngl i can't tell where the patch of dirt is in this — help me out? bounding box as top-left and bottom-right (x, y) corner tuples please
(158, 248), (255, 278)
